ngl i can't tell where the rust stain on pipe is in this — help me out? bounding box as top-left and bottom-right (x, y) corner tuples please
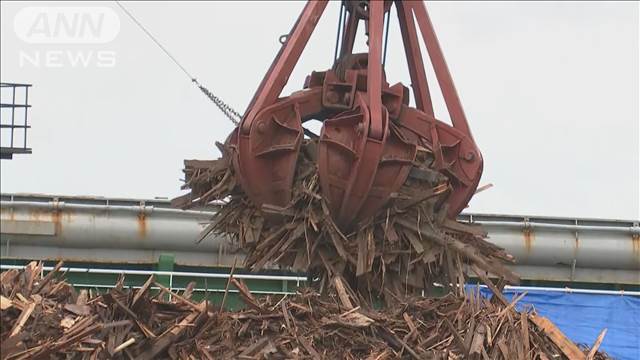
(523, 228), (534, 254)
(632, 234), (640, 259)
(137, 213), (147, 238)
(25, 208), (76, 236)
(51, 211), (62, 235)
(29, 209), (43, 221)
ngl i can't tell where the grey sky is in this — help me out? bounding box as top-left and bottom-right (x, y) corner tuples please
(1, 1), (638, 220)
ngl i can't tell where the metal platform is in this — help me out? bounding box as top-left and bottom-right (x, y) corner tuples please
(0, 83), (32, 159)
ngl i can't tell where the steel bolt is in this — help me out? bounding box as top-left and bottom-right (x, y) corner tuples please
(464, 152), (475, 161)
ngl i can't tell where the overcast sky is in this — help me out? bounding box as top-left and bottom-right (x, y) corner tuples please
(1, 1), (638, 220)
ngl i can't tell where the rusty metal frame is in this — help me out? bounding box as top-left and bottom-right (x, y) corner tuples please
(396, 1), (433, 116)
(242, 1), (329, 133)
(232, 0), (483, 225)
(235, 1), (329, 209)
(410, 1), (472, 138)
(0, 83), (32, 160)
(338, 6), (359, 59)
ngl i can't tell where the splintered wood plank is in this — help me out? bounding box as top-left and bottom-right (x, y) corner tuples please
(238, 337), (270, 358)
(184, 159), (220, 169)
(403, 312), (418, 341)
(76, 290), (88, 306)
(444, 317), (467, 355)
(471, 265), (509, 306)
(333, 276), (354, 310)
(326, 223), (351, 262)
(219, 258), (237, 313)
(298, 336), (321, 360)
(586, 328), (607, 360)
(0, 295), (12, 310)
(113, 338), (135, 354)
(103, 293), (138, 320)
(496, 339), (510, 359)
(64, 304), (91, 316)
(131, 275), (154, 307)
(356, 231), (367, 276)
(520, 311), (530, 359)
(153, 282), (201, 312)
(136, 310), (201, 360)
(9, 301), (36, 337)
(33, 260), (64, 294)
(338, 310), (374, 328)
(530, 315), (585, 360)
(230, 278), (263, 312)
(469, 323), (486, 358)
(403, 228), (425, 254)
(23, 261), (40, 297)
(281, 301), (292, 333)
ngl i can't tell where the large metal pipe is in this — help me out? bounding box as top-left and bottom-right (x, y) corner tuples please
(1, 194), (639, 283)
(475, 220), (639, 234)
(481, 224), (638, 270)
(1, 199), (218, 251)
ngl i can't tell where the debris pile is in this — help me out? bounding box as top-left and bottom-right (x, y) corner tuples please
(173, 140), (519, 304)
(1, 139), (611, 359)
(0, 262), (611, 359)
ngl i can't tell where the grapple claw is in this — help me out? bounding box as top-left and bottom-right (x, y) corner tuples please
(318, 104), (370, 221)
(232, 0), (483, 229)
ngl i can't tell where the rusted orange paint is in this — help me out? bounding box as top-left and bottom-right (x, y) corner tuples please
(25, 208), (76, 235)
(632, 234), (640, 259)
(137, 213), (147, 238)
(523, 229), (534, 254)
(29, 209), (43, 221)
(51, 211), (62, 235)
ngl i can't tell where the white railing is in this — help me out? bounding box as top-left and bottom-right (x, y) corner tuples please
(0, 264), (307, 297)
(2, 264), (637, 297)
(469, 284), (640, 297)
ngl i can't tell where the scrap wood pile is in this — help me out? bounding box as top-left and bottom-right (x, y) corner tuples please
(173, 139), (519, 304)
(0, 262), (611, 359)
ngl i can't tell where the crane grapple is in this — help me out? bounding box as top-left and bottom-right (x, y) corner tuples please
(229, 0), (483, 229)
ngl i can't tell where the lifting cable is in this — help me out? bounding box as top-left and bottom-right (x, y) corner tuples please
(114, 1), (242, 125)
(332, 4), (391, 68)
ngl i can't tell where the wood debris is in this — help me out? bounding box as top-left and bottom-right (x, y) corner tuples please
(0, 263), (612, 359)
(162, 139), (612, 357)
(174, 140), (519, 305)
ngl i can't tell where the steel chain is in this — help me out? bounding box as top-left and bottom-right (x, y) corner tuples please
(193, 80), (242, 125)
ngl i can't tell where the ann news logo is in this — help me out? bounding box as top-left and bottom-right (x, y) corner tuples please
(14, 7), (120, 68)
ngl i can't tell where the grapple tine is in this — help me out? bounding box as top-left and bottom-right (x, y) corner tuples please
(356, 122), (417, 222)
(236, 101), (303, 208)
(318, 100), (371, 224)
(233, 90), (323, 209)
(396, 106), (483, 217)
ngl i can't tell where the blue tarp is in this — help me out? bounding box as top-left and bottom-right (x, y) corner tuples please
(472, 287), (640, 360)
